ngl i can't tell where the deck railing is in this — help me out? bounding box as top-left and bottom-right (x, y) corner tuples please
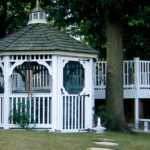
(9, 94), (52, 128)
(94, 58), (150, 90)
(139, 61), (150, 88)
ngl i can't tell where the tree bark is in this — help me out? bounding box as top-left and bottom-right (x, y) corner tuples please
(106, 17), (127, 131)
(0, 0), (7, 38)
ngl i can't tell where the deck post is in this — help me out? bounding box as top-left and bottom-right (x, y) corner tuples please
(134, 98), (139, 129)
(134, 57), (140, 91)
(3, 56), (10, 129)
(134, 58), (140, 129)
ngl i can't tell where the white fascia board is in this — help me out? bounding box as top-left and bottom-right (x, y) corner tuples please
(0, 50), (98, 59)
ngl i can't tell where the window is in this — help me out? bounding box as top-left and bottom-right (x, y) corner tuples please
(33, 12), (38, 19)
(40, 12), (44, 19)
(63, 61), (84, 94)
(29, 14), (32, 21)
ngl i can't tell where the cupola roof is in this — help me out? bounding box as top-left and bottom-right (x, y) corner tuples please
(30, 0), (45, 13)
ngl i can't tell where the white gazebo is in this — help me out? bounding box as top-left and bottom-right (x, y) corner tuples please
(0, 1), (98, 132)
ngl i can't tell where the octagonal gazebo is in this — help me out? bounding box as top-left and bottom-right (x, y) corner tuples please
(0, 1), (98, 132)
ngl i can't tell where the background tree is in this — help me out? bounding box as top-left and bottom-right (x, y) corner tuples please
(0, 0), (150, 131)
(0, 0), (7, 38)
(0, 0), (37, 38)
(103, 0), (126, 131)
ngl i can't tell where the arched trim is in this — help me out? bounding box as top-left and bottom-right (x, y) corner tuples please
(37, 61), (52, 75)
(0, 63), (4, 74)
(8, 61), (25, 77)
(8, 60), (52, 77)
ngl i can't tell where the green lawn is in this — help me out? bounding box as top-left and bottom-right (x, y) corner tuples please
(0, 129), (150, 150)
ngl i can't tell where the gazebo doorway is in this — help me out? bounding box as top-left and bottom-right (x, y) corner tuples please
(59, 57), (91, 131)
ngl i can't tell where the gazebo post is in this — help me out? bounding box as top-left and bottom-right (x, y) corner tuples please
(3, 56), (10, 129)
(90, 59), (95, 128)
(57, 57), (63, 131)
(84, 59), (93, 129)
(51, 56), (58, 131)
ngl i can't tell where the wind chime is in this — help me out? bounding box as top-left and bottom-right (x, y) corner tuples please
(25, 62), (33, 97)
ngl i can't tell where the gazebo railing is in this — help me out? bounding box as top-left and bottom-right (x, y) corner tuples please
(62, 95), (85, 131)
(9, 94), (52, 128)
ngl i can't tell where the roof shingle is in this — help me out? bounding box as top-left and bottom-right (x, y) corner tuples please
(0, 24), (98, 54)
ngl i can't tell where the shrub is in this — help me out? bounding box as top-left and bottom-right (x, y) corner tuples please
(9, 103), (30, 129)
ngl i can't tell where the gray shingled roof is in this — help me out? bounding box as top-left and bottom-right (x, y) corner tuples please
(0, 23), (98, 54)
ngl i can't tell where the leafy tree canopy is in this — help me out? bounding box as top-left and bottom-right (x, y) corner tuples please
(0, 0), (150, 59)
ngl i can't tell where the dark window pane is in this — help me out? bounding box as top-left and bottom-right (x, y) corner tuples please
(63, 61), (84, 94)
(0, 68), (4, 93)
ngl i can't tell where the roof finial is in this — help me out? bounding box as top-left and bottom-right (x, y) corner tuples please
(36, 0), (39, 7)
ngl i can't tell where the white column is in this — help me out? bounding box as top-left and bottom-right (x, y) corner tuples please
(134, 58), (140, 129)
(134, 98), (139, 129)
(91, 60), (96, 128)
(85, 59), (93, 129)
(90, 59), (95, 128)
(57, 56), (63, 131)
(3, 56), (10, 129)
(51, 56), (58, 131)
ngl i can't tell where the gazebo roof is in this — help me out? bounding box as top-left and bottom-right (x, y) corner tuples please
(0, 23), (98, 54)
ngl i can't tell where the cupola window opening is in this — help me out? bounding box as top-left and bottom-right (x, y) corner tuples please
(29, 14), (32, 21)
(40, 12), (45, 19)
(33, 12), (38, 19)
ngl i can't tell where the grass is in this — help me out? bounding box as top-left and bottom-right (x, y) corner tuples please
(0, 129), (150, 150)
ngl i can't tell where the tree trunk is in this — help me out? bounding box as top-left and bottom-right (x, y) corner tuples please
(0, 0), (7, 38)
(106, 17), (127, 131)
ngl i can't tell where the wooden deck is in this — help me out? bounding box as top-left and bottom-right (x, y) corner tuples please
(94, 58), (150, 99)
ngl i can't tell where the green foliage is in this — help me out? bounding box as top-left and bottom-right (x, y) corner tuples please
(0, 0), (150, 59)
(51, 0), (106, 57)
(123, 5), (150, 59)
(9, 103), (30, 129)
(94, 105), (112, 126)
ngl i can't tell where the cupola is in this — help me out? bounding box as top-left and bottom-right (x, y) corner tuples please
(28, 0), (48, 25)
